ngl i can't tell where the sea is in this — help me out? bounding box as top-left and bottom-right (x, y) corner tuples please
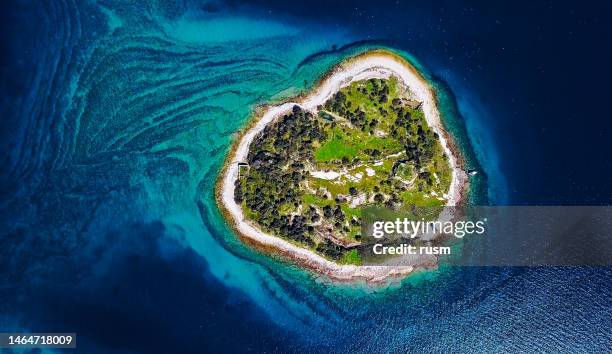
(0, 0), (610, 352)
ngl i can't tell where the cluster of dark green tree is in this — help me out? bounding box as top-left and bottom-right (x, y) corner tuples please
(235, 106), (326, 246)
(324, 87), (380, 133)
(390, 101), (439, 186)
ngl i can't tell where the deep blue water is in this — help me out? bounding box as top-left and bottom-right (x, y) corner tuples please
(1, 1), (611, 353)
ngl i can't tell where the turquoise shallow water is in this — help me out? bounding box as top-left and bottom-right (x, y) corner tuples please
(1, 1), (610, 352)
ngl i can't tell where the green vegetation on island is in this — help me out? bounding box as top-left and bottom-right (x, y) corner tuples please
(234, 77), (452, 264)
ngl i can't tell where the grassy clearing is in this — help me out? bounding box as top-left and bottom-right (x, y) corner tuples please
(314, 125), (403, 162)
(339, 249), (362, 265)
(400, 191), (445, 207)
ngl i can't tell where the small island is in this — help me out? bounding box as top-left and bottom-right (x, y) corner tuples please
(217, 50), (467, 283)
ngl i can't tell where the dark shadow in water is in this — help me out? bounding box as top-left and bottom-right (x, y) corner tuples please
(1, 221), (296, 353)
